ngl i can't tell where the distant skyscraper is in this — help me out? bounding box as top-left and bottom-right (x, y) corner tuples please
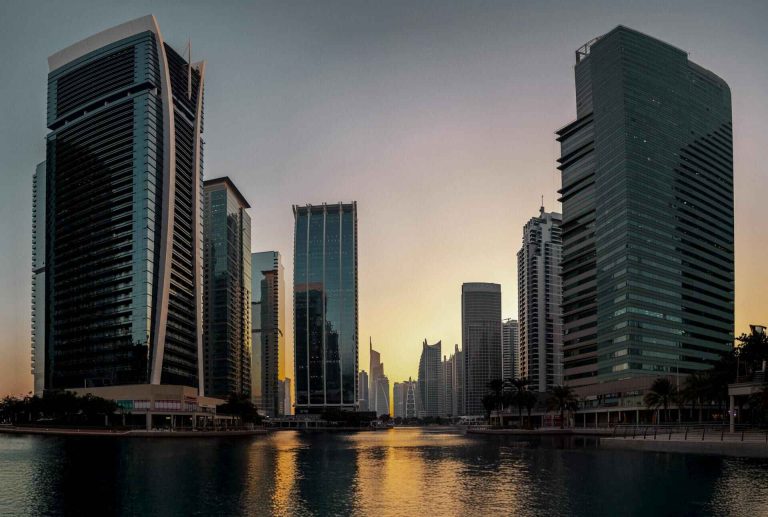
(451, 344), (464, 417)
(462, 283), (502, 416)
(42, 15), (205, 390)
(393, 381), (405, 418)
(418, 339), (441, 418)
(517, 208), (562, 393)
(293, 202), (358, 413)
(441, 354), (454, 417)
(278, 378), (292, 416)
(31, 162), (46, 396)
(358, 370), (370, 411)
(501, 319), (520, 381)
(369, 340), (389, 416)
(557, 26), (733, 403)
(251, 251), (286, 416)
(203, 178), (252, 400)
(405, 379), (418, 419)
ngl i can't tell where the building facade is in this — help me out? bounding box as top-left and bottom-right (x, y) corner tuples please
(501, 319), (520, 382)
(517, 208), (563, 392)
(557, 26), (734, 405)
(251, 251), (286, 416)
(203, 178), (252, 400)
(278, 378), (292, 416)
(450, 344), (464, 417)
(31, 162), (46, 396)
(293, 202), (358, 413)
(405, 379), (418, 419)
(462, 283), (502, 416)
(393, 381), (405, 418)
(441, 354), (454, 418)
(42, 15), (205, 391)
(358, 370), (370, 411)
(369, 340), (389, 416)
(418, 339), (441, 418)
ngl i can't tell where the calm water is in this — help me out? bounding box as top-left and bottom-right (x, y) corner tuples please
(1, 428), (768, 516)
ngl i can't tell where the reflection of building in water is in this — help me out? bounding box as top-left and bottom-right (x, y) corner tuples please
(293, 203), (358, 413)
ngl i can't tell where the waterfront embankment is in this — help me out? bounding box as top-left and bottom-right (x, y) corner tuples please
(0, 426), (267, 438)
(466, 427), (613, 436)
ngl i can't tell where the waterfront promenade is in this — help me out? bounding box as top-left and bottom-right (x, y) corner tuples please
(0, 425), (267, 438)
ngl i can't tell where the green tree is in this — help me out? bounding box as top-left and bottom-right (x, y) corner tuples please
(644, 378), (677, 424)
(481, 393), (496, 423)
(518, 391), (538, 429)
(218, 393), (262, 425)
(546, 385), (578, 429)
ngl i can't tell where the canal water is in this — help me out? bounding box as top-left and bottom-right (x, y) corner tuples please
(1, 428), (767, 516)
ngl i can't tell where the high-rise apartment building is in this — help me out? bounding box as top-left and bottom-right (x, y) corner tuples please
(501, 319), (520, 382)
(293, 202), (358, 413)
(418, 339), (441, 418)
(42, 15), (205, 390)
(358, 370), (370, 411)
(203, 178), (251, 399)
(518, 208), (563, 393)
(462, 283), (502, 416)
(31, 162), (46, 396)
(251, 251), (286, 416)
(557, 26), (733, 404)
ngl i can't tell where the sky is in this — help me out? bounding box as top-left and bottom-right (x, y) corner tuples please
(1, 0), (767, 397)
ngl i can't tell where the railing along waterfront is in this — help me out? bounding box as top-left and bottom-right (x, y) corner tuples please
(611, 423), (768, 443)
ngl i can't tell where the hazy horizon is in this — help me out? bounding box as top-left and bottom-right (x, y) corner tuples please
(1, 0), (766, 397)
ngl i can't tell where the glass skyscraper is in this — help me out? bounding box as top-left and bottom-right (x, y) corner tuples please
(203, 177), (252, 399)
(251, 251), (286, 416)
(43, 15), (205, 390)
(293, 202), (358, 413)
(417, 339), (441, 418)
(462, 283), (502, 416)
(557, 26), (733, 405)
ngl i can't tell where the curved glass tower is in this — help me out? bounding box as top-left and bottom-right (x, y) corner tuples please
(44, 16), (205, 390)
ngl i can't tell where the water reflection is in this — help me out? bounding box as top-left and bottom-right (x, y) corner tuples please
(2, 429), (768, 516)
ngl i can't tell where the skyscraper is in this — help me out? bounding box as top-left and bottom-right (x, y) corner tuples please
(450, 344), (464, 417)
(31, 162), (46, 396)
(369, 340), (390, 416)
(358, 370), (370, 411)
(441, 354), (454, 417)
(393, 381), (405, 418)
(417, 339), (441, 418)
(462, 283), (502, 416)
(405, 379), (418, 419)
(203, 178), (252, 400)
(517, 208), (563, 393)
(293, 202), (358, 413)
(501, 319), (520, 382)
(557, 26), (733, 404)
(251, 251), (286, 416)
(43, 15), (205, 390)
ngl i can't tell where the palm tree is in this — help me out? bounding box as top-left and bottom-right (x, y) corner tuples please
(487, 379), (504, 411)
(644, 378), (677, 424)
(546, 385), (578, 429)
(481, 394), (496, 423)
(518, 391), (538, 429)
(681, 371), (710, 423)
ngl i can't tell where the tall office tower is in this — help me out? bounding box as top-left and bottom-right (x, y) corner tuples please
(278, 378), (292, 415)
(557, 26), (733, 404)
(203, 178), (252, 400)
(369, 339), (389, 415)
(374, 375), (390, 417)
(441, 354), (454, 417)
(462, 283), (502, 416)
(405, 379), (418, 419)
(393, 381), (406, 418)
(43, 15), (205, 390)
(251, 251), (286, 416)
(501, 319), (520, 381)
(358, 370), (370, 411)
(451, 344), (464, 417)
(31, 162), (46, 396)
(417, 339), (441, 418)
(517, 208), (563, 393)
(294, 202), (358, 413)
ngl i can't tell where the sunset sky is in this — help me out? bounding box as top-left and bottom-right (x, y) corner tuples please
(1, 0), (766, 397)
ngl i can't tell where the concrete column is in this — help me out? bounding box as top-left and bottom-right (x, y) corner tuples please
(729, 395), (735, 433)
(635, 409), (639, 424)
(146, 413), (151, 431)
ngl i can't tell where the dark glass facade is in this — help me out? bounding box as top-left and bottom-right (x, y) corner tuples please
(293, 203), (358, 412)
(462, 283), (502, 416)
(557, 26), (734, 402)
(203, 178), (251, 399)
(44, 16), (205, 390)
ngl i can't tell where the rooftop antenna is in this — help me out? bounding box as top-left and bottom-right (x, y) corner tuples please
(540, 194), (545, 215)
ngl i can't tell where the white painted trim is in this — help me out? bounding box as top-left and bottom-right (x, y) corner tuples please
(193, 61), (206, 395)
